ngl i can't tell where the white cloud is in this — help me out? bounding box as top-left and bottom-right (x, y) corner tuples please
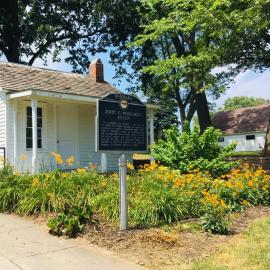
(234, 70), (250, 83)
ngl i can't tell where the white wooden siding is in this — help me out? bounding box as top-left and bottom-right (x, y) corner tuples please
(78, 105), (94, 167)
(6, 99), (13, 164)
(0, 92), (6, 167)
(220, 132), (266, 152)
(0, 92), (6, 148)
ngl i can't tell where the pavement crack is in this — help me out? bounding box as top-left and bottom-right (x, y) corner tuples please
(0, 250), (25, 270)
(12, 245), (79, 260)
(0, 226), (35, 235)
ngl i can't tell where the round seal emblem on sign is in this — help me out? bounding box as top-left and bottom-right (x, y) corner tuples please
(120, 99), (128, 109)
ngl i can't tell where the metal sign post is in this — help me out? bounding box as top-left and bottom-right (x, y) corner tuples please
(119, 153), (128, 230)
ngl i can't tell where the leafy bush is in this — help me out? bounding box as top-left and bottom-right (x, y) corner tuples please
(201, 209), (228, 234)
(200, 194), (229, 234)
(153, 126), (237, 177)
(48, 205), (93, 237)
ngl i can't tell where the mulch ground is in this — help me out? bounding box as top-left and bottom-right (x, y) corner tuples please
(83, 206), (270, 270)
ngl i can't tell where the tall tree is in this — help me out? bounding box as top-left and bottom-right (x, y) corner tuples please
(124, 0), (270, 132)
(143, 76), (179, 139)
(220, 0), (270, 72)
(129, 0), (231, 132)
(0, 0), (140, 70)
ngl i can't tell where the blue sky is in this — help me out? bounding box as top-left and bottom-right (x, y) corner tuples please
(1, 51), (270, 109)
(216, 70), (270, 108)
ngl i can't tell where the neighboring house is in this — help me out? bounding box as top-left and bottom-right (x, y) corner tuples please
(212, 104), (270, 152)
(0, 60), (157, 173)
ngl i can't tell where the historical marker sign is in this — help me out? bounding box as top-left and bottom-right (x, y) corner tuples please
(98, 93), (147, 152)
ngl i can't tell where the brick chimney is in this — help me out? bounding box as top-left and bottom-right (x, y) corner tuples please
(89, 59), (104, 82)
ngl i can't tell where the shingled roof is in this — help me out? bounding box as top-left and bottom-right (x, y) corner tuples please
(0, 62), (118, 98)
(212, 104), (270, 135)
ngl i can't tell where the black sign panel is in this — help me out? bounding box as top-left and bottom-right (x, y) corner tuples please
(98, 93), (147, 151)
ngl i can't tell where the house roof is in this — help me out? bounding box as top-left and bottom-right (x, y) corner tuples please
(212, 104), (270, 135)
(0, 62), (118, 98)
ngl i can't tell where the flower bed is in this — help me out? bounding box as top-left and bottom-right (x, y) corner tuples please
(0, 160), (269, 236)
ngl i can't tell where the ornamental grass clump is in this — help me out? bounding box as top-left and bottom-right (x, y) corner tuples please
(0, 158), (102, 236)
(0, 156), (270, 236)
(213, 164), (270, 211)
(128, 172), (187, 226)
(16, 171), (76, 215)
(91, 169), (187, 226)
(134, 162), (270, 233)
(0, 171), (30, 212)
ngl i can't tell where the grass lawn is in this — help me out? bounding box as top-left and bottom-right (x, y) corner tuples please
(133, 151), (263, 160)
(133, 153), (151, 160)
(231, 151), (262, 156)
(191, 216), (270, 270)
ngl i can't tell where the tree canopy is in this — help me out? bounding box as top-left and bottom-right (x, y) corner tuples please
(0, 0), (140, 71)
(221, 96), (270, 111)
(129, 0), (234, 131)
(126, 0), (270, 132)
(220, 0), (270, 72)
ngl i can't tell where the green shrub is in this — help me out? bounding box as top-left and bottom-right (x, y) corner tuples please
(201, 208), (228, 234)
(153, 126), (237, 177)
(48, 205), (93, 237)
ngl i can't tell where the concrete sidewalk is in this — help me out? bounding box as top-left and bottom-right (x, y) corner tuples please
(0, 214), (145, 270)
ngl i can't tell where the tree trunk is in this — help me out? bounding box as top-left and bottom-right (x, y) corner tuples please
(195, 91), (211, 133)
(178, 107), (187, 132)
(1, 0), (20, 63)
(174, 86), (190, 132)
(264, 121), (270, 155)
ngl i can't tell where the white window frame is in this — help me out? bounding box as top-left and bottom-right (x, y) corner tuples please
(23, 101), (47, 152)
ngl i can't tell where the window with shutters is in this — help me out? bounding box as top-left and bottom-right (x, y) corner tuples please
(26, 106), (42, 149)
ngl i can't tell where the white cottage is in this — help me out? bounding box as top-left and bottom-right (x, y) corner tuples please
(0, 60), (157, 173)
(212, 104), (270, 152)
